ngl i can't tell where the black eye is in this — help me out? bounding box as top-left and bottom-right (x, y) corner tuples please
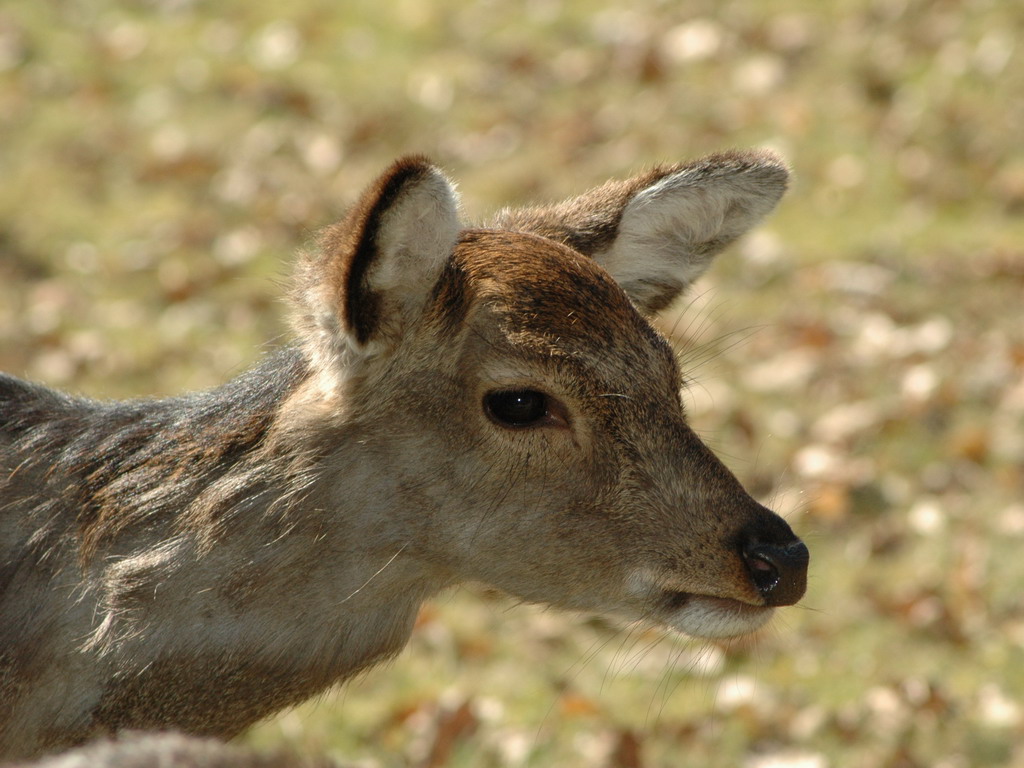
(484, 390), (549, 428)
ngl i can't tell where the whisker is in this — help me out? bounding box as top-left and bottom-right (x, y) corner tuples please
(337, 543), (409, 606)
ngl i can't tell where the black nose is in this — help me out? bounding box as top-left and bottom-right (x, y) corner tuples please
(742, 539), (809, 607)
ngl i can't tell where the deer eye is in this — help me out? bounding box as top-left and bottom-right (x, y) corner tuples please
(484, 390), (549, 428)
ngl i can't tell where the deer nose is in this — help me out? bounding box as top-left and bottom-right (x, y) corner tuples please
(742, 539), (809, 607)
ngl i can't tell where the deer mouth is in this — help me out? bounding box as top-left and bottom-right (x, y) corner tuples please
(658, 590), (774, 638)
(625, 572), (775, 639)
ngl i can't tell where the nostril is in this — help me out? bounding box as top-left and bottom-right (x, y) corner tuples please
(742, 540), (809, 607)
(746, 551), (780, 593)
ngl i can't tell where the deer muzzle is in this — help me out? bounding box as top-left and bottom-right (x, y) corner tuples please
(742, 538), (809, 607)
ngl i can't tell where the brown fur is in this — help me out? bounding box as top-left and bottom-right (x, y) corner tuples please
(0, 152), (806, 762)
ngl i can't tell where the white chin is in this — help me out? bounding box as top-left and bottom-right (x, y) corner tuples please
(668, 596), (775, 639)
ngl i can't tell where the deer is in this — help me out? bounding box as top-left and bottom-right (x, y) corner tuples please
(0, 151), (808, 762)
(9, 732), (343, 768)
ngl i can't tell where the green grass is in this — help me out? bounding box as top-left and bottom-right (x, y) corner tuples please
(2, 0), (1023, 765)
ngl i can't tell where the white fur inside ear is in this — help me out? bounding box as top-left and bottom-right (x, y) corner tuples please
(598, 157), (788, 302)
(368, 168), (461, 297)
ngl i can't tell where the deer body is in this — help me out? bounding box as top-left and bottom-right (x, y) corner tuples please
(13, 732), (342, 768)
(0, 152), (808, 761)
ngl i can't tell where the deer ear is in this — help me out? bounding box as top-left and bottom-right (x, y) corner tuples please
(296, 156), (461, 361)
(492, 150), (788, 314)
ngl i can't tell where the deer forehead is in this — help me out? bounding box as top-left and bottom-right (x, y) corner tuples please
(441, 229), (681, 394)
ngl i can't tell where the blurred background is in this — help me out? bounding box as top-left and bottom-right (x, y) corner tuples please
(1, 1), (1022, 766)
